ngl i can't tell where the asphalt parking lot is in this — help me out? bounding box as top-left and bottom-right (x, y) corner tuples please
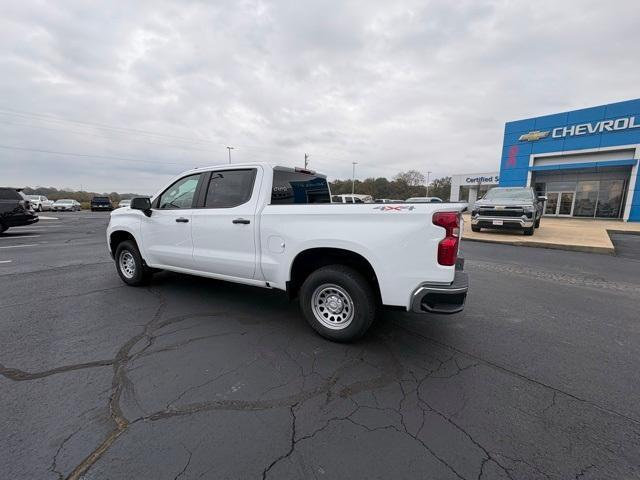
(2, 212), (640, 480)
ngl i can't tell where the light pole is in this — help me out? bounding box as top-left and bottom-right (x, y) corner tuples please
(426, 171), (432, 197)
(351, 162), (358, 194)
(304, 153), (310, 169)
(226, 146), (234, 164)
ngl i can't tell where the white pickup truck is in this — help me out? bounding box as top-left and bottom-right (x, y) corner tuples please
(106, 163), (468, 341)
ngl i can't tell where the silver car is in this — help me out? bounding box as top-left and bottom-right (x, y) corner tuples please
(52, 199), (81, 211)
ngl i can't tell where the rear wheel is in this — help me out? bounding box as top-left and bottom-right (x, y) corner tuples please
(299, 265), (377, 342)
(115, 240), (152, 286)
(471, 225), (481, 232)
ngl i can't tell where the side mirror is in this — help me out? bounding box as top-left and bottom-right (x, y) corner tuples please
(130, 197), (152, 216)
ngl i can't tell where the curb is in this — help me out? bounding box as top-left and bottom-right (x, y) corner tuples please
(462, 235), (615, 255)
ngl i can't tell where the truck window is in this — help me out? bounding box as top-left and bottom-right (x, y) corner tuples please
(331, 195), (342, 203)
(157, 173), (202, 209)
(204, 169), (257, 208)
(271, 169), (331, 204)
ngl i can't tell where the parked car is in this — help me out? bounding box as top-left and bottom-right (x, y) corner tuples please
(118, 199), (132, 208)
(331, 194), (374, 203)
(374, 199), (405, 203)
(406, 197), (443, 203)
(107, 163), (468, 342)
(26, 195), (52, 212)
(52, 199), (81, 211)
(0, 188), (39, 233)
(470, 187), (544, 236)
(91, 196), (114, 211)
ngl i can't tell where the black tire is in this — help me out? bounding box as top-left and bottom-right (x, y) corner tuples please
(37, 205), (42, 212)
(535, 217), (541, 228)
(114, 240), (153, 286)
(471, 225), (481, 232)
(0, 222), (7, 234)
(299, 265), (378, 342)
(524, 226), (535, 236)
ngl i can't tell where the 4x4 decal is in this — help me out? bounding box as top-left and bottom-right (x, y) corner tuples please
(373, 205), (415, 211)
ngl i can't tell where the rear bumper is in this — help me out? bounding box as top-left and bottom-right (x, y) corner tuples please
(410, 270), (468, 314)
(471, 216), (534, 228)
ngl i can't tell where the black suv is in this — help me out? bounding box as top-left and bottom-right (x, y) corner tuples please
(0, 188), (39, 233)
(470, 187), (545, 236)
(91, 196), (114, 211)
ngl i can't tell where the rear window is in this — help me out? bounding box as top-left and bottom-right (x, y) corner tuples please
(0, 188), (20, 200)
(93, 197), (110, 202)
(271, 169), (331, 204)
(204, 169), (257, 208)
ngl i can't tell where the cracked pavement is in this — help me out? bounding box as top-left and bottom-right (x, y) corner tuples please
(1, 212), (640, 479)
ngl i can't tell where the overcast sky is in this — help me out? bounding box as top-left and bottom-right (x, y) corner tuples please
(1, 0), (639, 194)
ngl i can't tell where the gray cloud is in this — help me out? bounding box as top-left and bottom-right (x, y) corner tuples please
(1, 0), (638, 194)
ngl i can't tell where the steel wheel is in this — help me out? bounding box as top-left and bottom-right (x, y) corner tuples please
(119, 250), (136, 279)
(311, 283), (355, 330)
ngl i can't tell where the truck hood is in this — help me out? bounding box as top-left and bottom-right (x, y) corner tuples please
(474, 199), (533, 207)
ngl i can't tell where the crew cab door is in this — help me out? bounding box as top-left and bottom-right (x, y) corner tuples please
(190, 167), (261, 279)
(140, 173), (204, 268)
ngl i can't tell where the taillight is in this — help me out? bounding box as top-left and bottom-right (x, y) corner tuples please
(433, 211), (460, 266)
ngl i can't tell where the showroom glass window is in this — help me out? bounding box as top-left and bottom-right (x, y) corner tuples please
(271, 169), (331, 204)
(157, 174), (202, 209)
(204, 169), (257, 208)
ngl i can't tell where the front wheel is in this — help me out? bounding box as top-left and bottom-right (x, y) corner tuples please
(535, 217), (541, 228)
(299, 265), (377, 342)
(115, 240), (152, 286)
(524, 226), (535, 236)
(471, 225), (481, 232)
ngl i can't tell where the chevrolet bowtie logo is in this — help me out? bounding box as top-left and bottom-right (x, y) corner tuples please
(518, 130), (550, 142)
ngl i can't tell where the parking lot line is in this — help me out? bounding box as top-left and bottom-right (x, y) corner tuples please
(0, 260), (12, 263)
(0, 235), (41, 240)
(0, 244), (39, 249)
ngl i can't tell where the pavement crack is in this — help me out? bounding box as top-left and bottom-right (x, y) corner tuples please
(575, 463), (595, 479)
(0, 359), (114, 381)
(262, 404), (297, 479)
(175, 444), (193, 480)
(49, 424), (84, 479)
(66, 289), (167, 480)
(402, 325), (640, 426)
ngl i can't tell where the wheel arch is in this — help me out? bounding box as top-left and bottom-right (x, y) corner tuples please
(109, 230), (140, 258)
(287, 247), (381, 301)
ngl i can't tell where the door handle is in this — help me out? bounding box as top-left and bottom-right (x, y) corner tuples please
(176, 217), (189, 223)
(232, 218), (250, 224)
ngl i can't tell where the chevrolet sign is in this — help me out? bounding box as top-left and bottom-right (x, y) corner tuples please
(552, 116), (640, 138)
(518, 130), (550, 142)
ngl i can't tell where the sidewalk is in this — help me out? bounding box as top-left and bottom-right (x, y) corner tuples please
(461, 213), (640, 254)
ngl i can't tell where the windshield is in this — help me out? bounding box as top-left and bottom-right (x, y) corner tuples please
(93, 197), (109, 201)
(27, 195), (39, 200)
(482, 188), (532, 202)
(56, 199), (73, 204)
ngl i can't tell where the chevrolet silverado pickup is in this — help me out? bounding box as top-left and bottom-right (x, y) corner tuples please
(471, 187), (545, 236)
(106, 163), (468, 341)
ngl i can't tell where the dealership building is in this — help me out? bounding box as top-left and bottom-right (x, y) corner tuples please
(498, 98), (640, 222)
(450, 172), (499, 204)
